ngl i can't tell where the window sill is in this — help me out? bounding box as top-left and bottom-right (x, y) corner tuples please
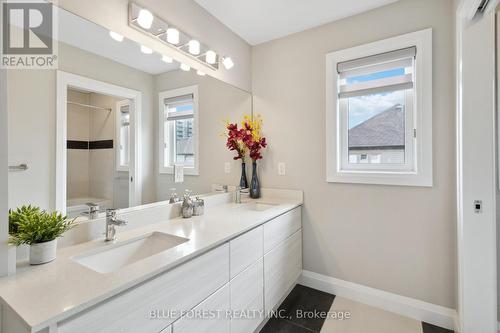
(159, 166), (199, 176)
(327, 170), (432, 187)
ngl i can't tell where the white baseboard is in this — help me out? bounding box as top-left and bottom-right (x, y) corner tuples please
(300, 270), (458, 332)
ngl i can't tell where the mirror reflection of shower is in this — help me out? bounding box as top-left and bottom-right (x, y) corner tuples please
(66, 88), (130, 219)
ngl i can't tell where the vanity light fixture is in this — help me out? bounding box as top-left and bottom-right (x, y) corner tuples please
(162, 55), (173, 63)
(205, 50), (216, 64)
(166, 28), (180, 45)
(109, 31), (124, 42)
(222, 57), (234, 70)
(188, 40), (201, 55)
(140, 45), (153, 54)
(180, 63), (190, 71)
(196, 70), (206, 76)
(137, 9), (154, 29)
(129, 3), (234, 71)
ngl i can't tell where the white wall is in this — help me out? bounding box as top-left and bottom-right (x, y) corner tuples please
(252, 0), (456, 308)
(155, 70), (252, 199)
(0, 67), (10, 276)
(457, 6), (497, 332)
(67, 90), (91, 199)
(56, 0), (252, 92)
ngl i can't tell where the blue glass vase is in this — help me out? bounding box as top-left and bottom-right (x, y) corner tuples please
(250, 161), (260, 199)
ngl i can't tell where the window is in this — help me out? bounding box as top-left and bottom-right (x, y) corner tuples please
(159, 85), (199, 175)
(116, 100), (131, 171)
(326, 29), (432, 186)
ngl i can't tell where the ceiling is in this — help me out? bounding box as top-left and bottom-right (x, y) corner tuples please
(194, 0), (399, 45)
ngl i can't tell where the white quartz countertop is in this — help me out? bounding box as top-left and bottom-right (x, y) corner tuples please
(0, 194), (302, 331)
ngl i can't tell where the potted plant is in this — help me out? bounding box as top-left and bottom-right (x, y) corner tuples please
(9, 205), (76, 265)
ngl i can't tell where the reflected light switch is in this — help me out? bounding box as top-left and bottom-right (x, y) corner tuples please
(224, 162), (231, 174)
(174, 164), (184, 183)
(278, 162), (286, 176)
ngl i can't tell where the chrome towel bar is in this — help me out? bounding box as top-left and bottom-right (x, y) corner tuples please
(8, 164), (28, 172)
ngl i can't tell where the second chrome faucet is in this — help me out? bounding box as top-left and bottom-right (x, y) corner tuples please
(105, 209), (127, 242)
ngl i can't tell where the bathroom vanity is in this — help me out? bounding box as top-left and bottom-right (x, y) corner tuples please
(0, 190), (303, 333)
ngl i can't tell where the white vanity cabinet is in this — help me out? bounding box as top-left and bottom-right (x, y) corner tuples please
(58, 244), (230, 333)
(32, 206), (302, 333)
(173, 284), (231, 333)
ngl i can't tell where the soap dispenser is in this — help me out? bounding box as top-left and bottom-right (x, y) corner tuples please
(181, 190), (194, 218)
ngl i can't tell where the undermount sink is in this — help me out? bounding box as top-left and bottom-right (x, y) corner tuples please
(73, 232), (189, 273)
(246, 202), (278, 212)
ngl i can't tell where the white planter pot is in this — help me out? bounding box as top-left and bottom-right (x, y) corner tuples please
(29, 239), (57, 265)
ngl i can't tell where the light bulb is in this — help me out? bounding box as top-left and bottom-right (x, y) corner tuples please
(167, 28), (180, 45)
(180, 63), (190, 71)
(137, 9), (153, 29)
(109, 31), (123, 42)
(205, 50), (216, 64)
(140, 45), (153, 54)
(188, 40), (200, 55)
(222, 57), (234, 70)
(162, 55), (173, 63)
(196, 70), (206, 76)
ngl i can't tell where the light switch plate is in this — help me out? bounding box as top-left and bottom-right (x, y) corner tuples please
(174, 164), (184, 183)
(278, 162), (286, 176)
(224, 162), (231, 174)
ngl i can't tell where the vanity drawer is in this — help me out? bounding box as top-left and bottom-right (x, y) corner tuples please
(172, 284), (230, 333)
(264, 230), (302, 311)
(263, 207), (301, 254)
(58, 244), (229, 333)
(230, 226), (263, 278)
(230, 259), (264, 333)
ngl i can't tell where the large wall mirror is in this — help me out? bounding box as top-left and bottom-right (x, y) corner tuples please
(7, 6), (252, 220)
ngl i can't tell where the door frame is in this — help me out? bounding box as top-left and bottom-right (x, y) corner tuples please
(56, 70), (142, 214)
(456, 2), (498, 332)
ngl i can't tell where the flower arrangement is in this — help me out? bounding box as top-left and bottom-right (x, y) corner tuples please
(224, 114), (267, 161)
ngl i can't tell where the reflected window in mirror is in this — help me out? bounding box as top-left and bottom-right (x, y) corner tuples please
(116, 100), (131, 171)
(159, 85), (199, 175)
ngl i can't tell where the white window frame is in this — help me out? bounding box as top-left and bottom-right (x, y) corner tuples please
(158, 85), (199, 175)
(326, 28), (433, 187)
(116, 99), (131, 172)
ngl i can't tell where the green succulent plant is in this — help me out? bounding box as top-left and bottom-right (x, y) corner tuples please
(8, 205), (76, 246)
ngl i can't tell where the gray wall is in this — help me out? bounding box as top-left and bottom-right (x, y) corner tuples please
(252, 0), (456, 308)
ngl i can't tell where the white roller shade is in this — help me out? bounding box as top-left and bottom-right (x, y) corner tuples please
(164, 94), (194, 121)
(338, 46), (416, 99)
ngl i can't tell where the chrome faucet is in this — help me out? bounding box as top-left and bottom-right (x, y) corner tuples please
(86, 203), (99, 219)
(105, 209), (127, 242)
(235, 186), (249, 204)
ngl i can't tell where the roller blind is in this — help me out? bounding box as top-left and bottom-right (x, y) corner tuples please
(164, 94), (194, 121)
(337, 46), (416, 99)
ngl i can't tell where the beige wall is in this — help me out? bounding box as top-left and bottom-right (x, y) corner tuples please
(252, 0), (456, 308)
(155, 70), (252, 199)
(57, 0), (252, 92)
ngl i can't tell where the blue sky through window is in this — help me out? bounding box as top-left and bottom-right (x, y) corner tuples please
(346, 68), (405, 84)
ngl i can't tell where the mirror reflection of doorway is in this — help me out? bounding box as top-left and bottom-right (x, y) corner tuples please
(56, 71), (142, 219)
(66, 88), (131, 218)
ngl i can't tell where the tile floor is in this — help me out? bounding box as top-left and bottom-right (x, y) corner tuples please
(260, 285), (454, 333)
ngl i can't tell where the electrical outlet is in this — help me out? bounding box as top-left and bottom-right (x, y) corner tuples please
(278, 162), (286, 176)
(224, 162), (231, 174)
